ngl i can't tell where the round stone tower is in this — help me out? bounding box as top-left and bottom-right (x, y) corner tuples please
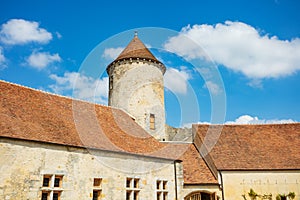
(106, 33), (166, 140)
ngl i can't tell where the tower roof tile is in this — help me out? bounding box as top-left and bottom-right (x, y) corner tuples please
(116, 34), (159, 62)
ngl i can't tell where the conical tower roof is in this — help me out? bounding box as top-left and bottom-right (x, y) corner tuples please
(107, 33), (165, 75)
(116, 33), (159, 62)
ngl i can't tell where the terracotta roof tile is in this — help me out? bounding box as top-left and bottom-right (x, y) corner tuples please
(180, 144), (218, 184)
(194, 124), (300, 170)
(115, 35), (159, 62)
(106, 35), (166, 75)
(149, 142), (218, 184)
(0, 80), (165, 156)
(0, 80), (219, 185)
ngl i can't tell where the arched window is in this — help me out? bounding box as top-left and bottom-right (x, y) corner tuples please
(184, 191), (217, 200)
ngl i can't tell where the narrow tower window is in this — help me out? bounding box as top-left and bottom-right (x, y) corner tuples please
(150, 114), (155, 130)
(109, 75), (113, 89)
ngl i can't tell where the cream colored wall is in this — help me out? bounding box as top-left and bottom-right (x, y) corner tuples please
(0, 138), (177, 200)
(221, 171), (300, 200)
(108, 60), (166, 140)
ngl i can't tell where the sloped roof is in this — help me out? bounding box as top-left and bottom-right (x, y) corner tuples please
(180, 144), (218, 184)
(0, 80), (220, 185)
(0, 80), (165, 156)
(149, 142), (218, 184)
(194, 124), (300, 170)
(115, 34), (160, 62)
(106, 34), (165, 75)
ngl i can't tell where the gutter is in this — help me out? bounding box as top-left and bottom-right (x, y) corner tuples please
(220, 171), (225, 200)
(174, 160), (182, 200)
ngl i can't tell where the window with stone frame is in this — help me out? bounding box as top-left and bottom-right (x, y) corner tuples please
(41, 174), (63, 200)
(150, 113), (155, 130)
(126, 177), (140, 200)
(92, 178), (102, 200)
(156, 180), (168, 200)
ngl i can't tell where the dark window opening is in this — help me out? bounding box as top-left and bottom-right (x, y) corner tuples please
(54, 177), (61, 187)
(134, 191), (138, 200)
(94, 178), (102, 187)
(93, 190), (101, 200)
(126, 178), (132, 188)
(53, 192), (60, 200)
(41, 192), (48, 200)
(42, 177), (50, 187)
(150, 114), (155, 130)
(126, 191), (131, 200)
(133, 179), (139, 188)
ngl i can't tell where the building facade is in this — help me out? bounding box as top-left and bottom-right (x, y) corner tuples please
(0, 34), (300, 200)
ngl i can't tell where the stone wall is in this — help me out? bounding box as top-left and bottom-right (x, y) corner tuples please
(0, 138), (177, 200)
(221, 171), (300, 199)
(165, 124), (193, 142)
(108, 60), (166, 140)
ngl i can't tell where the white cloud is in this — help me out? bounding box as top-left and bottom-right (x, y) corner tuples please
(183, 115), (296, 127)
(27, 51), (61, 69)
(55, 32), (62, 39)
(0, 46), (6, 68)
(225, 115), (296, 124)
(0, 19), (52, 45)
(164, 21), (300, 80)
(164, 67), (191, 94)
(203, 81), (222, 95)
(49, 72), (108, 104)
(102, 47), (124, 60)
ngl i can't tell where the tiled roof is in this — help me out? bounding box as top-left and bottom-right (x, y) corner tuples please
(148, 142), (218, 184)
(0, 80), (221, 185)
(115, 34), (160, 62)
(0, 80), (165, 156)
(106, 34), (166, 75)
(194, 124), (300, 170)
(180, 144), (218, 184)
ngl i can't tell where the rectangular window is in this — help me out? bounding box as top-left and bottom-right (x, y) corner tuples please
(157, 192), (161, 200)
(133, 178), (139, 188)
(93, 190), (101, 200)
(150, 114), (155, 130)
(41, 174), (63, 200)
(156, 180), (168, 200)
(126, 191), (131, 200)
(53, 192), (60, 200)
(156, 180), (161, 190)
(109, 76), (113, 90)
(54, 175), (62, 187)
(126, 177), (140, 200)
(43, 176), (51, 187)
(162, 181), (167, 190)
(92, 178), (102, 200)
(126, 178), (132, 188)
(163, 192), (168, 200)
(41, 192), (49, 200)
(94, 178), (102, 187)
(133, 191), (139, 200)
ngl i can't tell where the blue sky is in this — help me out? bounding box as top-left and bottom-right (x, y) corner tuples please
(0, 0), (300, 127)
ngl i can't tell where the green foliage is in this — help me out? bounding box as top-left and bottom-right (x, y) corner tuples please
(276, 192), (296, 200)
(243, 189), (296, 200)
(247, 188), (258, 200)
(287, 192), (295, 199)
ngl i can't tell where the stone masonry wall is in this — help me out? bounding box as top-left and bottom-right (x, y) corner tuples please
(0, 138), (177, 200)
